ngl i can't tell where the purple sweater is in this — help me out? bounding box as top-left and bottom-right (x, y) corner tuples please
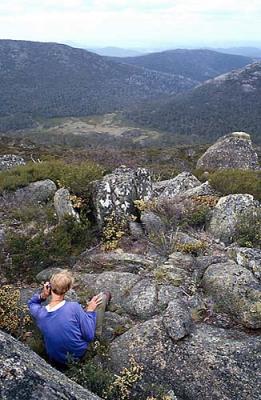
(28, 293), (96, 365)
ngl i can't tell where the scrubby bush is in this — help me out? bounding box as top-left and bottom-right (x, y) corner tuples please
(4, 216), (96, 281)
(0, 159), (103, 196)
(208, 169), (261, 201)
(234, 208), (261, 248)
(144, 197), (212, 231)
(0, 285), (31, 338)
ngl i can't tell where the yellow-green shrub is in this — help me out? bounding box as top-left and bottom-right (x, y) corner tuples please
(0, 285), (31, 338)
(208, 169), (261, 201)
(0, 159), (103, 196)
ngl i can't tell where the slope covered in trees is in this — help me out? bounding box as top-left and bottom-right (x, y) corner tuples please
(125, 62), (261, 143)
(0, 40), (195, 132)
(113, 49), (252, 82)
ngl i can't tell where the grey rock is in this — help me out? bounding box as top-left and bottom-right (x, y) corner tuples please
(92, 166), (152, 228)
(207, 194), (259, 244)
(227, 246), (261, 281)
(202, 261), (261, 328)
(0, 225), (6, 245)
(196, 132), (260, 171)
(128, 221), (144, 239)
(0, 330), (101, 400)
(0, 154), (25, 171)
(74, 250), (156, 274)
(36, 267), (64, 283)
(123, 279), (158, 319)
(75, 271), (140, 308)
(153, 172), (201, 198)
(101, 312), (133, 341)
(106, 321), (261, 400)
(54, 188), (79, 222)
(15, 179), (57, 203)
(181, 181), (217, 197)
(194, 255), (229, 282)
(174, 232), (203, 248)
(162, 300), (193, 341)
(157, 285), (183, 309)
(155, 252), (195, 287)
(141, 211), (166, 235)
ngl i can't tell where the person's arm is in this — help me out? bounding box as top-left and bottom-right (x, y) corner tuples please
(28, 282), (50, 318)
(76, 295), (102, 342)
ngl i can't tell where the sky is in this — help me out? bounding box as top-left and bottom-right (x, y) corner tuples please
(0, 0), (261, 49)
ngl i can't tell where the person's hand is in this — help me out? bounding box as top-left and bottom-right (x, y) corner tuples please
(40, 282), (51, 300)
(86, 294), (103, 312)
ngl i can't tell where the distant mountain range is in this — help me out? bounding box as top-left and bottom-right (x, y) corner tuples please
(89, 47), (144, 57)
(0, 40), (195, 132)
(215, 47), (261, 59)
(125, 62), (261, 143)
(111, 49), (252, 83)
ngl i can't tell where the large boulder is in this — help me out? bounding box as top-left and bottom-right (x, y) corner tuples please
(196, 132), (259, 171)
(153, 172), (201, 198)
(202, 261), (261, 328)
(14, 179), (57, 203)
(54, 188), (79, 222)
(207, 194), (259, 244)
(0, 154), (25, 171)
(105, 320), (261, 400)
(92, 166), (152, 228)
(0, 330), (101, 400)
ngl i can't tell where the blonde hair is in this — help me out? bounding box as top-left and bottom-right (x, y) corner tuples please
(50, 270), (74, 295)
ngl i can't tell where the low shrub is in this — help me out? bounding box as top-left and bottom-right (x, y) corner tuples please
(144, 197), (211, 231)
(0, 285), (31, 338)
(208, 169), (261, 201)
(234, 208), (261, 248)
(0, 159), (104, 196)
(4, 216), (96, 281)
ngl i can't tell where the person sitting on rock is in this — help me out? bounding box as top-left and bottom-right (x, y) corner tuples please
(28, 270), (110, 367)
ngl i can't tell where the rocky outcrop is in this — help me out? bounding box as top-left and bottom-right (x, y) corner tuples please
(14, 179), (57, 203)
(196, 132), (259, 171)
(0, 154), (25, 171)
(105, 321), (261, 400)
(207, 194), (259, 244)
(153, 172), (201, 198)
(0, 330), (101, 400)
(181, 181), (217, 197)
(202, 261), (261, 328)
(92, 166), (152, 228)
(54, 188), (79, 222)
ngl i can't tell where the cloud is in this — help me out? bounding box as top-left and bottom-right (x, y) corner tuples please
(0, 0), (260, 47)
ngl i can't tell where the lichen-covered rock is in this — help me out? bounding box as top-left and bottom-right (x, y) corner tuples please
(0, 154), (25, 171)
(207, 194), (259, 244)
(101, 312), (133, 341)
(128, 221), (144, 238)
(202, 261), (261, 328)
(54, 188), (79, 222)
(153, 172), (201, 198)
(75, 271), (140, 309)
(36, 267), (64, 283)
(105, 321), (261, 400)
(193, 255), (229, 282)
(0, 330), (101, 400)
(227, 246), (261, 281)
(181, 181), (217, 197)
(196, 132), (259, 171)
(122, 279), (158, 319)
(92, 166), (152, 228)
(162, 300), (193, 341)
(14, 179), (57, 203)
(74, 250), (156, 273)
(155, 252), (195, 287)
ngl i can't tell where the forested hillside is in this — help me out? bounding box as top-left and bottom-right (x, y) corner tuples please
(0, 40), (196, 132)
(125, 62), (261, 143)
(113, 49), (252, 82)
